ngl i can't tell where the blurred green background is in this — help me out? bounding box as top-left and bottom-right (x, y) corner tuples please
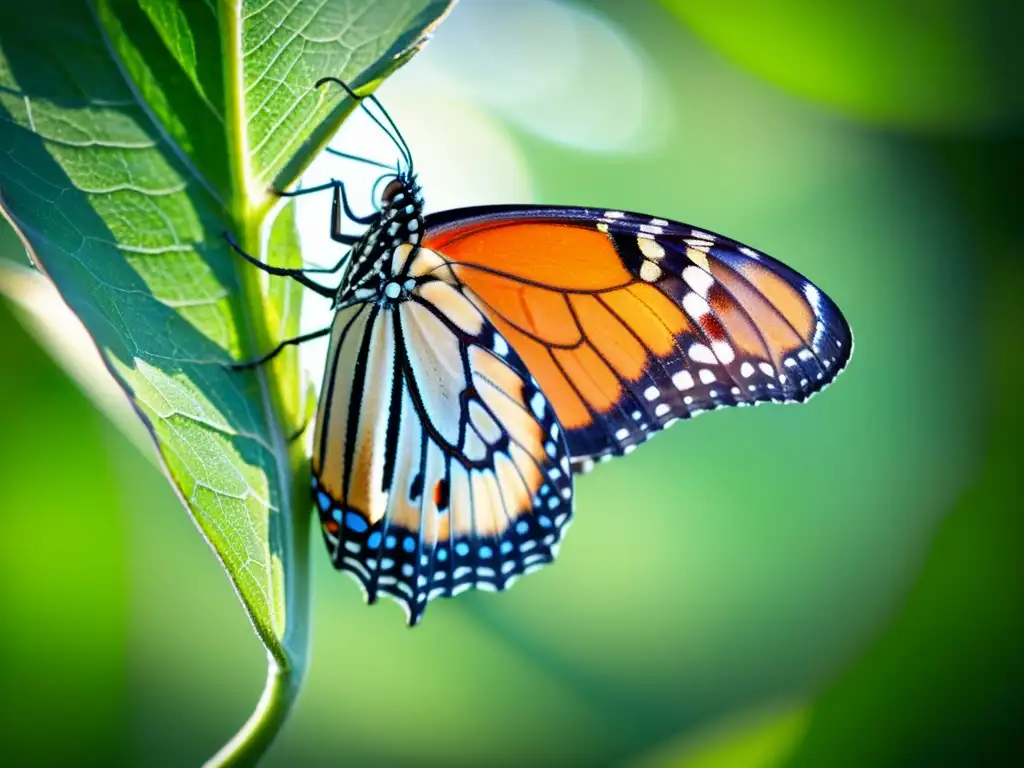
(0, 0), (1020, 765)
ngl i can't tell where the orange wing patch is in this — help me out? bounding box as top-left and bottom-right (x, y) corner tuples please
(551, 343), (623, 415)
(730, 260), (817, 342)
(569, 294), (647, 382)
(707, 260), (806, 367)
(426, 221), (632, 291)
(460, 268), (581, 346)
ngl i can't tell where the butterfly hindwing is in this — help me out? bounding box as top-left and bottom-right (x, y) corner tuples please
(312, 246), (573, 625)
(422, 205), (853, 470)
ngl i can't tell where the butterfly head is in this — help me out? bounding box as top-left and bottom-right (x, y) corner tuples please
(335, 173), (425, 309)
(379, 172), (421, 209)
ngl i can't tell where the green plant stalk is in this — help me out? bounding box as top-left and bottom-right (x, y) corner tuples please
(208, 3), (313, 762)
(207, 651), (300, 768)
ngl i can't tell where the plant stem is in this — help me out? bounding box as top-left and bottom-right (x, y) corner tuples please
(205, 656), (299, 767)
(211, 6), (314, 764)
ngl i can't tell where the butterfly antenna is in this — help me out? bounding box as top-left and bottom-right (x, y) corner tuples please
(325, 147), (399, 172)
(364, 95), (414, 172)
(316, 77), (413, 171)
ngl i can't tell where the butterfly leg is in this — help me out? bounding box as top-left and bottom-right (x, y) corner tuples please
(276, 179), (377, 230)
(223, 231), (336, 298)
(328, 182), (368, 244)
(230, 326), (332, 370)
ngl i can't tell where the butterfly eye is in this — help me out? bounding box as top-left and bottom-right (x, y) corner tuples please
(380, 178), (405, 207)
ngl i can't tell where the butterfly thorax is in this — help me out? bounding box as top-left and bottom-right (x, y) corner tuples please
(336, 175), (424, 308)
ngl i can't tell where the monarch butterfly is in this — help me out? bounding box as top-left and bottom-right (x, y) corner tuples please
(228, 78), (853, 626)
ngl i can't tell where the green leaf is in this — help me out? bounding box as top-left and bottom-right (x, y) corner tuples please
(0, 0), (452, 762)
(0, 213), (28, 266)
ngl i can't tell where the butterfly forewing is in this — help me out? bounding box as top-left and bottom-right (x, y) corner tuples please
(423, 205), (853, 469)
(312, 246), (573, 625)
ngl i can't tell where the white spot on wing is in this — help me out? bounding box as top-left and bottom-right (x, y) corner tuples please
(804, 282), (822, 312)
(682, 266), (715, 297)
(682, 292), (710, 320)
(688, 343), (716, 364)
(638, 237), (665, 261)
(639, 260), (662, 282)
(672, 370), (694, 390)
(711, 341), (735, 364)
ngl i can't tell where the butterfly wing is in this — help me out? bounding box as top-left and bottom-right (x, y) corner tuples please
(423, 205), (853, 469)
(312, 246), (573, 625)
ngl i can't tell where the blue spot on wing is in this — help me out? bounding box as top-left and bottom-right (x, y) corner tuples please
(344, 511), (368, 533)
